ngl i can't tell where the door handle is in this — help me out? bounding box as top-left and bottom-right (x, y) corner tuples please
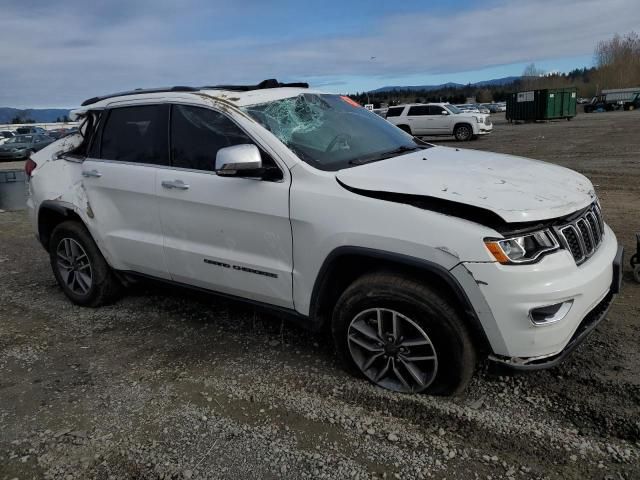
(82, 169), (102, 178)
(161, 180), (190, 190)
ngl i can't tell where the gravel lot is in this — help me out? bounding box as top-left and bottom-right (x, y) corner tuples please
(1, 111), (639, 480)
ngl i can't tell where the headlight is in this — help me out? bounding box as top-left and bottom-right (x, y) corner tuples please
(473, 116), (482, 123)
(484, 229), (559, 264)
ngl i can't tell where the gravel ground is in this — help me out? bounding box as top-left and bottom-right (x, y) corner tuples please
(1, 111), (639, 480)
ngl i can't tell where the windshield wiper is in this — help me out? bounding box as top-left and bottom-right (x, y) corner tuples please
(348, 145), (424, 166)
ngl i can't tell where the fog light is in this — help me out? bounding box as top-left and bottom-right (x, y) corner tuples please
(529, 300), (573, 326)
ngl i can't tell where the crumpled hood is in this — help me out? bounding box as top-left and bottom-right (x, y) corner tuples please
(336, 146), (595, 223)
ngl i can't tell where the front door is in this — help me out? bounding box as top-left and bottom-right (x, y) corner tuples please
(156, 104), (294, 308)
(426, 105), (453, 133)
(404, 105), (431, 135)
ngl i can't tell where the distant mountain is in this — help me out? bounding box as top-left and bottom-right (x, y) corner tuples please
(369, 76), (520, 93)
(0, 107), (72, 124)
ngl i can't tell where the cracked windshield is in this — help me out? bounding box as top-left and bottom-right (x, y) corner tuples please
(243, 93), (430, 170)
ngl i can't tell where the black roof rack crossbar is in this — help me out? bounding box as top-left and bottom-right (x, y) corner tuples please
(81, 86), (199, 106)
(80, 79), (309, 106)
(202, 79), (309, 92)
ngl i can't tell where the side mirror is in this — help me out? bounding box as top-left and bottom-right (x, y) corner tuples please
(215, 144), (262, 177)
(441, 111), (449, 115)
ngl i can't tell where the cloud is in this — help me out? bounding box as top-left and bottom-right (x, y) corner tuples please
(1, 0), (638, 107)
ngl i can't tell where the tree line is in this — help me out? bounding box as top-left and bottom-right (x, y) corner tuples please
(9, 114), (70, 124)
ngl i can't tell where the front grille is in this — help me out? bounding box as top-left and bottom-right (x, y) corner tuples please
(556, 203), (604, 264)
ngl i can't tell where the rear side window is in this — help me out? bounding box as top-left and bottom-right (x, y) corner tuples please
(407, 106), (429, 116)
(100, 105), (169, 165)
(386, 107), (404, 117)
(170, 104), (254, 172)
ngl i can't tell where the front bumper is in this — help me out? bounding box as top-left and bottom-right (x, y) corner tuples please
(461, 225), (620, 362)
(490, 245), (622, 369)
(475, 122), (493, 135)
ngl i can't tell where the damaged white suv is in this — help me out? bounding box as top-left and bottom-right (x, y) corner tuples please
(26, 80), (623, 395)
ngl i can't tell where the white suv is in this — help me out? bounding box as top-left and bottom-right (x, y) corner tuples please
(26, 80), (623, 395)
(386, 103), (492, 141)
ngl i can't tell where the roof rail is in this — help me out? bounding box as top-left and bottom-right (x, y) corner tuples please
(80, 86), (199, 107)
(80, 79), (309, 107)
(202, 79), (309, 92)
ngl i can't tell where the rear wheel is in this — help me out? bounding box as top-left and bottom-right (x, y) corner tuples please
(454, 124), (473, 141)
(332, 272), (476, 395)
(49, 221), (122, 307)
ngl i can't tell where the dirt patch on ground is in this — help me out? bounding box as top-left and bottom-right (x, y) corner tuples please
(1, 111), (639, 479)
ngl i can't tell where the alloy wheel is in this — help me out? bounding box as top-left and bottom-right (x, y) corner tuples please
(56, 238), (93, 296)
(456, 126), (471, 141)
(347, 308), (438, 393)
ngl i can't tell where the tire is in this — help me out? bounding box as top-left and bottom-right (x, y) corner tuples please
(49, 220), (122, 307)
(630, 253), (638, 268)
(331, 272), (476, 396)
(454, 124), (473, 141)
(634, 266), (640, 284)
(397, 124), (412, 135)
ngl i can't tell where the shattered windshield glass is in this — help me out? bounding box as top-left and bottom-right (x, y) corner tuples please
(242, 94), (431, 171)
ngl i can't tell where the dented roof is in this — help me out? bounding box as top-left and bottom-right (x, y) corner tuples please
(71, 86), (323, 119)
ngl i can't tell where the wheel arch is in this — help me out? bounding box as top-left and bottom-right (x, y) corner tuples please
(396, 124), (412, 134)
(309, 246), (491, 354)
(37, 200), (86, 252)
(453, 121), (473, 131)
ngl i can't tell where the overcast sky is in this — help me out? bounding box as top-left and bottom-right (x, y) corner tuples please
(1, 0), (639, 108)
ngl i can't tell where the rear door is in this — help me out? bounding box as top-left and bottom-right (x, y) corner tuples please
(156, 104), (294, 308)
(81, 104), (171, 279)
(404, 105), (431, 135)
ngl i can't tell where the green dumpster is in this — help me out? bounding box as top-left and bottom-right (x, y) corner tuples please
(506, 87), (577, 122)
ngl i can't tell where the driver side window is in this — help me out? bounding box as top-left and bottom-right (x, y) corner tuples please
(171, 105), (257, 172)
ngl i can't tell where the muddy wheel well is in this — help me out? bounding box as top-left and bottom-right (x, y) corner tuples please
(309, 248), (490, 354)
(38, 203), (84, 252)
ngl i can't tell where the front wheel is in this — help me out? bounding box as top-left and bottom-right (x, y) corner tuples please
(454, 124), (473, 141)
(49, 221), (122, 307)
(332, 272), (476, 395)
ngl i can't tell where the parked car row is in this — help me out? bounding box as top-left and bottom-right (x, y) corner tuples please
(454, 103), (506, 114)
(0, 126), (78, 156)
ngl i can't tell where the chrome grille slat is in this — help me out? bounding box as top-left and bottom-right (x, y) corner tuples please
(577, 219), (594, 254)
(586, 212), (601, 243)
(556, 203), (604, 265)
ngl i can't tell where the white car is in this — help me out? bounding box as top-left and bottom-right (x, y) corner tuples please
(0, 130), (14, 145)
(454, 104), (481, 113)
(25, 81), (623, 395)
(386, 103), (492, 141)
